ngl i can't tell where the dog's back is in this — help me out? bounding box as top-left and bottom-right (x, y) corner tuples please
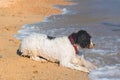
(18, 33), (74, 60)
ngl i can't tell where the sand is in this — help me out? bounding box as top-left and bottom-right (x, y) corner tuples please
(0, 0), (89, 80)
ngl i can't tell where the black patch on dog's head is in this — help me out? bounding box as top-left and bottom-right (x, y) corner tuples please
(47, 36), (56, 40)
(69, 30), (91, 48)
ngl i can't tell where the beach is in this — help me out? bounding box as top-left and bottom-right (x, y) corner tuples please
(0, 0), (89, 80)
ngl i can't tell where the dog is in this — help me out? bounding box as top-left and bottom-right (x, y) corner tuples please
(17, 30), (96, 73)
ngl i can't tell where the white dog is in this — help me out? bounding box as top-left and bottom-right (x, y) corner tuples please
(17, 30), (96, 73)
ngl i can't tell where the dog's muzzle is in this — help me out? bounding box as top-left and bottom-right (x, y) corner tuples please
(89, 42), (95, 49)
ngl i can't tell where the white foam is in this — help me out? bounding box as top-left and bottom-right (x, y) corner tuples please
(89, 49), (117, 55)
(89, 64), (120, 80)
(62, 8), (70, 14)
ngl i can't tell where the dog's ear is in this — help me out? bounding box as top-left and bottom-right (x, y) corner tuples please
(70, 32), (78, 43)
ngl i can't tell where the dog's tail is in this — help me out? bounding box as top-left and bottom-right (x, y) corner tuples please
(17, 43), (23, 56)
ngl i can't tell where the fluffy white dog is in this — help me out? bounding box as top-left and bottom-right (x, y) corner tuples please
(17, 30), (96, 73)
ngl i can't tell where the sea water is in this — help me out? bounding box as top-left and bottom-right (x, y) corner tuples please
(15, 0), (120, 80)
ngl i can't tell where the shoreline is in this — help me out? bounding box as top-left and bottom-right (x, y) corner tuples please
(0, 0), (89, 80)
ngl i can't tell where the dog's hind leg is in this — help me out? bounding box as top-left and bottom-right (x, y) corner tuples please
(30, 56), (47, 62)
(30, 50), (47, 62)
(37, 51), (58, 63)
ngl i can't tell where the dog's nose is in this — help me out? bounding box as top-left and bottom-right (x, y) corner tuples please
(93, 44), (95, 46)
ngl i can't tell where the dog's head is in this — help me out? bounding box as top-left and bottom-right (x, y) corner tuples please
(69, 30), (94, 49)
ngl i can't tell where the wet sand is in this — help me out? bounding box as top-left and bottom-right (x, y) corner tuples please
(0, 0), (89, 80)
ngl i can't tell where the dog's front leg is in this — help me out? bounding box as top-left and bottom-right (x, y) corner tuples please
(60, 60), (89, 73)
(81, 55), (96, 70)
(71, 55), (84, 66)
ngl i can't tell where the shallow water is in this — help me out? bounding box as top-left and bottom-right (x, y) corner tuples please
(15, 0), (120, 80)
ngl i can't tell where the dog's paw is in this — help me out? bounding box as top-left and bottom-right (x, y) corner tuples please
(39, 59), (48, 63)
(82, 68), (90, 73)
(76, 65), (90, 73)
(30, 56), (47, 62)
